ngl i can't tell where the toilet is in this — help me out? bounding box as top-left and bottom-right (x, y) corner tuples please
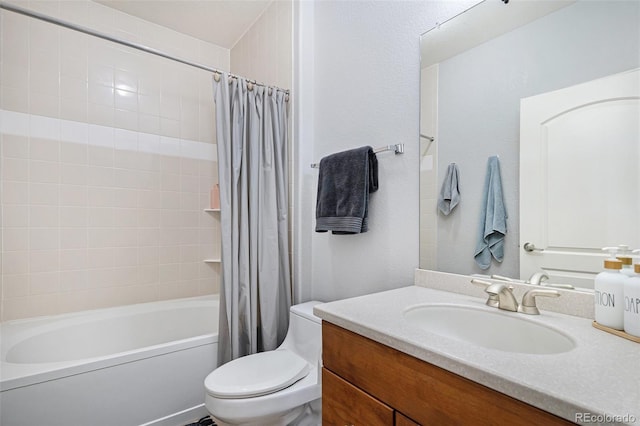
(204, 301), (323, 426)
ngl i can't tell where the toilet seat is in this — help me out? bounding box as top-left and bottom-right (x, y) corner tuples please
(205, 350), (310, 399)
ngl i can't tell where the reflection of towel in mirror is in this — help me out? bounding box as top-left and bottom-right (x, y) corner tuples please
(315, 146), (378, 234)
(474, 156), (507, 269)
(437, 163), (460, 215)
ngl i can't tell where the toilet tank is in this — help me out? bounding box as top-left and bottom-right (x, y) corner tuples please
(279, 301), (323, 365)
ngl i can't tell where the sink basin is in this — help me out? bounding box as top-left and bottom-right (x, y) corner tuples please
(403, 304), (576, 355)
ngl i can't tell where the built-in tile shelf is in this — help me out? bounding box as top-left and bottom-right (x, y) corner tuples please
(204, 209), (221, 212)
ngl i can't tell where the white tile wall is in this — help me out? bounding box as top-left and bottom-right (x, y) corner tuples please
(0, 0), (230, 321)
(230, 0), (292, 90)
(230, 0), (294, 280)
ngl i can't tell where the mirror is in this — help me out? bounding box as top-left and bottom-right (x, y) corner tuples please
(419, 0), (640, 290)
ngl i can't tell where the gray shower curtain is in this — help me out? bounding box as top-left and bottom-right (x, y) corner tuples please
(213, 73), (291, 365)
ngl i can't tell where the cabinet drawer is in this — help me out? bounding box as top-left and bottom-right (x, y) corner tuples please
(323, 321), (574, 426)
(322, 368), (394, 426)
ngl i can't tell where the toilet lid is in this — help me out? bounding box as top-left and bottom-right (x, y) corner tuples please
(205, 350), (311, 398)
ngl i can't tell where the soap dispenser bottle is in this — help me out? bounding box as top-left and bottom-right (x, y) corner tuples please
(623, 264), (640, 337)
(594, 247), (627, 330)
(617, 245), (635, 277)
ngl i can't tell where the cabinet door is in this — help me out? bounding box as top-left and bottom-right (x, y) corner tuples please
(395, 412), (420, 426)
(322, 368), (394, 426)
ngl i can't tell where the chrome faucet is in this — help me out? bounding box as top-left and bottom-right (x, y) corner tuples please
(484, 283), (519, 312)
(470, 279), (561, 315)
(518, 288), (560, 315)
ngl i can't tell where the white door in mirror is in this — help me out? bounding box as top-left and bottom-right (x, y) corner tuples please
(520, 68), (640, 289)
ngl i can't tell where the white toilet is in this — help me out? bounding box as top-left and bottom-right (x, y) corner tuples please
(204, 301), (323, 426)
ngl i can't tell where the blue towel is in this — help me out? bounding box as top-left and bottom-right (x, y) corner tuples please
(315, 146), (378, 234)
(438, 163), (460, 215)
(474, 156), (507, 269)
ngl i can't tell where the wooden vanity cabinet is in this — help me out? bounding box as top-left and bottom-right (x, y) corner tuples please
(321, 321), (575, 426)
(322, 368), (394, 425)
(322, 368), (419, 426)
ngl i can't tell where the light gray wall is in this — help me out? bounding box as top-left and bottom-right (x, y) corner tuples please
(293, 1), (476, 303)
(436, 0), (640, 278)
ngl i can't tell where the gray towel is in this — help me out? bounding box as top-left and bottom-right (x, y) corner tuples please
(474, 156), (507, 269)
(438, 163), (460, 215)
(315, 146), (378, 234)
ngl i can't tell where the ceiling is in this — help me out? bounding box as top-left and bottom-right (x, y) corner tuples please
(420, 0), (575, 68)
(96, 0), (273, 49)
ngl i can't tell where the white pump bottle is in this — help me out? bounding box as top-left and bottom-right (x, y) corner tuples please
(624, 264), (640, 337)
(594, 247), (628, 330)
(617, 245), (635, 277)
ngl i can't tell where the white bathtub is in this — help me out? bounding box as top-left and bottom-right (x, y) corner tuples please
(0, 295), (218, 426)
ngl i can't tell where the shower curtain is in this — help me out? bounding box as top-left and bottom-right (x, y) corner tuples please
(213, 73), (292, 364)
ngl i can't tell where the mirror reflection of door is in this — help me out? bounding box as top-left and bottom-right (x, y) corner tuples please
(419, 0), (640, 287)
(520, 68), (640, 289)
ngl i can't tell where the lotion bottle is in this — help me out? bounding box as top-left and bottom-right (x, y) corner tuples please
(623, 264), (640, 337)
(594, 247), (627, 330)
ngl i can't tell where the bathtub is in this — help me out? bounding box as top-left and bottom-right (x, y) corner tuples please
(0, 295), (218, 426)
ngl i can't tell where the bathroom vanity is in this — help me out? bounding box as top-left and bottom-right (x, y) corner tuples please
(322, 322), (571, 425)
(315, 272), (640, 425)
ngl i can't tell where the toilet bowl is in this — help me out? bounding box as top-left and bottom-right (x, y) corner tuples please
(204, 301), (323, 426)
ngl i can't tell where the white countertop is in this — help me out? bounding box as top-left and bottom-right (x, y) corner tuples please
(314, 285), (640, 425)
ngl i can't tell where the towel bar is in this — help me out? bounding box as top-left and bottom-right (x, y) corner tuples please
(311, 143), (404, 168)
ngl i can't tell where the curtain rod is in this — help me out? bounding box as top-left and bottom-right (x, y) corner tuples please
(0, 1), (290, 95)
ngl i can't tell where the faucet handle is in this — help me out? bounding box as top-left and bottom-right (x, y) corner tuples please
(484, 283), (519, 312)
(470, 279), (502, 308)
(470, 278), (492, 288)
(518, 289), (560, 315)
